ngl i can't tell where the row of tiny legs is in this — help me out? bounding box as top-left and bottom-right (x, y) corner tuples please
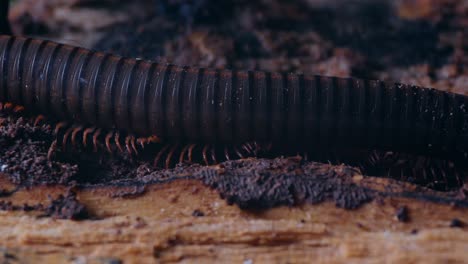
(1, 101), (264, 168)
(47, 123), (262, 168)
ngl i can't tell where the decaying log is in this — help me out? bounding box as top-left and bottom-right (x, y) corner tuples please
(0, 160), (467, 263)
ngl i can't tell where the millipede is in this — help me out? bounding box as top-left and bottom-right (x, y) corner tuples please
(0, 35), (467, 168)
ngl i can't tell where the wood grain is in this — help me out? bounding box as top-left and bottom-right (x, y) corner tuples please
(0, 173), (467, 263)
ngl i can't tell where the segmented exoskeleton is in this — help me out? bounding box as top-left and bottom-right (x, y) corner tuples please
(0, 35), (467, 167)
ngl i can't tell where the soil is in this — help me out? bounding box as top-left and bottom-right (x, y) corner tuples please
(43, 191), (89, 220)
(2, 0), (468, 215)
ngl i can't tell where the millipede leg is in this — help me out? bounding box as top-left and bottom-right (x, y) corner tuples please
(188, 144), (196, 162)
(105, 132), (114, 153)
(82, 127), (96, 147)
(154, 144), (170, 167)
(71, 126), (84, 148)
(2, 102), (13, 111)
(245, 142), (254, 153)
(47, 140), (57, 160)
(202, 145), (210, 165)
(368, 151), (378, 166)
(421, 168), (428, 182)
(248, 142), (258, 156)
(148, 135), (161, 143)
(62, 127), (74, 151)
(92, 129), (102, 152)
(137, 137), (147, 149)
(430, 167), (437, 182)
(241, 144), (251, 155)
(253, 142), (260, 155)
(54, 122), (68, 135)
(165, 144), (179, 169)
(441, 167), (448, 186)
(125, 135), (133, 155)
(130, 136), (138, 155)
(245, 143), (254, 156)
(224, 146), (231, 160)
(114, 132), (124, 153)
(179, 144), (191, 163)
(234, 146), (244, 159)
(34, 115), (45, 126)
(211, 146), (217, 164)
(13, 105), (24, 113)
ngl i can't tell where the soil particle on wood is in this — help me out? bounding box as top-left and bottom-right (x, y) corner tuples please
(44, 191), (88, 220)
(192, 209), (205, 217)
(197, 157), (372, 210)
(0, 200), (42, 212)
(395, 206), (410, 223)
(0, 189), (89, 220)
(108, 185), (147, 198)
(449, 218), (465, 228)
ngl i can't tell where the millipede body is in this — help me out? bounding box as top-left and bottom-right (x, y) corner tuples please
(0, 35), (467, 163)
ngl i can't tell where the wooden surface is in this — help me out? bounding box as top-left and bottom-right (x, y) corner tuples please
(0, 173), (467, 263)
